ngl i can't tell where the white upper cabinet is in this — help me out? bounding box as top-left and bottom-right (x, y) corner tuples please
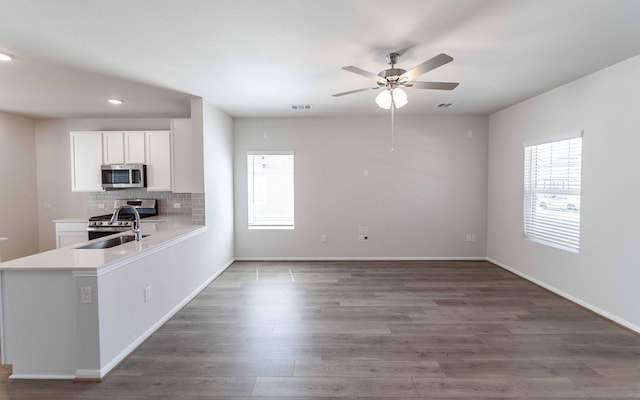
(102, 131), (146, 164)
(124, 132), (146, 164)
(145, 131), (172, 191)
(102, 132), (125, 164)
(71, 130), (172, 192)
(70, 132), (104, 192)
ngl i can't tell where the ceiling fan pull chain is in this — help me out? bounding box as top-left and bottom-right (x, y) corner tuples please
(391, 93), (396, 152)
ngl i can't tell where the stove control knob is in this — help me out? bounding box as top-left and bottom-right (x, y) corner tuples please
(119, 221), (126, 226)
(96, 222), (102, 226)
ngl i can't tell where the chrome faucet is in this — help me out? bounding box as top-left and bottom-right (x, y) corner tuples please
(110, 204), (142, 241)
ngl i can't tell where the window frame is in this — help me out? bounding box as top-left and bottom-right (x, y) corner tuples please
(522, 132), (583, 253)
(246, 151), (295, 230)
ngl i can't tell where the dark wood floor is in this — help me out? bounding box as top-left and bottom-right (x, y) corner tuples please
(1, 260), (639, 399)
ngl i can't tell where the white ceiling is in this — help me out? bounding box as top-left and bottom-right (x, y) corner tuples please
(1, 0), (640, 119)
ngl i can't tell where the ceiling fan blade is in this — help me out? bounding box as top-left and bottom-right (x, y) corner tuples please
(332, 87), (380, 97)
(405, 81), (459, 90)
(342, 66), (385, 82)
(399, 53), (453, 81)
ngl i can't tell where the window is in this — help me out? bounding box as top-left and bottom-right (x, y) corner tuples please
(247, 152), (294, 229)
(523, 134), (582, 252)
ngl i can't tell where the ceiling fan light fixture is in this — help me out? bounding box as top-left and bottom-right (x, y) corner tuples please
(375, 88), (408, 109)
(393, 88), (408, 108)
(375, 89), (392, 109)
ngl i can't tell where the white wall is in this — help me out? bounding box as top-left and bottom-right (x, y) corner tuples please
(234, 116), (488, 259)
(0, 111), (38, 261)
(200, 98), (235, 264)
(487, 54), (640, 331)
(34, 118), (171, 251)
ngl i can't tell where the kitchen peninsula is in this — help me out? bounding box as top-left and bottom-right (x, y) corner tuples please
(0, 216), (223, 380)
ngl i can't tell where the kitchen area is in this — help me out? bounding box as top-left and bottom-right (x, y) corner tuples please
(0, 103), (236, 380)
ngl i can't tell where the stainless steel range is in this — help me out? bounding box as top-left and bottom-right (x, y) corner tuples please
(87, 199), (158, 240)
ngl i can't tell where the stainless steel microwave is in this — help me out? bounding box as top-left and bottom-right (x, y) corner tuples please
(101, 164), (146, 189)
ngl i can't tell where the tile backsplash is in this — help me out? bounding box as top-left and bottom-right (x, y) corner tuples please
(87, 189), (205, 225)
(191, 193), (205, 225)
(87, 189), (192, 217)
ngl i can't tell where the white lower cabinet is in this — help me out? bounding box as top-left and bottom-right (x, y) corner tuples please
(55, 221), (88, 248)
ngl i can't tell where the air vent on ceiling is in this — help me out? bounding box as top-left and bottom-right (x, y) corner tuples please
(437, 103), (453, 108)
(290, 104), (313, 111)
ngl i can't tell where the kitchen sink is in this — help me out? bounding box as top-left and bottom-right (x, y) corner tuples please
(76, 235), (149, 250)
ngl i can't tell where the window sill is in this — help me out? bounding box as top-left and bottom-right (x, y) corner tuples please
(248, 226), (295, 230)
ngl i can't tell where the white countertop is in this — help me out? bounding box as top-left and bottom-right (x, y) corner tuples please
(0, 215), (206, 272)
(53, 218), (89, 223)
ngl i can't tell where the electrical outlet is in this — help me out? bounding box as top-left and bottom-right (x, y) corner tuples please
(358, 234), (364, 242)
(362, 226), (368, 234)
(321, 234), (327, 243)
(144, 286), (152, 302)
(466, 234), (472, 242)
(173, 203), (181, 209)
(471, 234), (477, 242)
(80, 287), (92, 304)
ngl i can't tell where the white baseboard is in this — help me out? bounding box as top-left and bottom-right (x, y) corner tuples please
(10, 374), (76, 380)
(234, 256), (488, 261)
(97, 258), (235, 379)
(487, 257), (640, 335)
(75, 369), (101, 380)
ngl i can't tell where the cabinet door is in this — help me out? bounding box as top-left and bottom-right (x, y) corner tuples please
(145, 131), (172, 191)
(70, 132), (104, 192)
(102, 132), (125, 164)
(57, 233), (88, 248)
(125, 132), (146, 164)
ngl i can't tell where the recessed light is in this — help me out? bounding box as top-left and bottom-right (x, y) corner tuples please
(0, 52), (14, 61)
(108, 99), (123, 105)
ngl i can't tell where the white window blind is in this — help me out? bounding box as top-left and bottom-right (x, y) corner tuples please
(523, 136), (582, 252)
(247, 152), (294, 229)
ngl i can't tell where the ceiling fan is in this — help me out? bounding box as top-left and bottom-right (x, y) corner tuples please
(333, 52), (459, 109)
